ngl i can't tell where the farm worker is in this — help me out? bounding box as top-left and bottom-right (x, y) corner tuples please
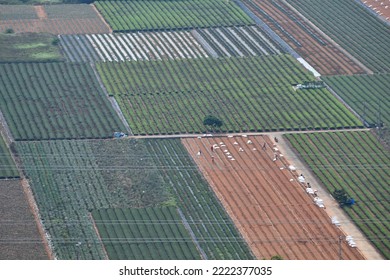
(274, 137), (278, 143)
(211, 145), (214, 152)
(262, 143), (266, 150)
(211, 155), (215, 162)
(197, 150), (201, 156)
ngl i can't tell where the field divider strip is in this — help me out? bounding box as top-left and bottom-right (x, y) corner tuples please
(88, 212), (109, 260)
(177, 207), (208, 260)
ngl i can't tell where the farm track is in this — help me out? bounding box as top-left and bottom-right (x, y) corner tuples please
(242, 0), (367, 75)
(182, 135), (366, 259)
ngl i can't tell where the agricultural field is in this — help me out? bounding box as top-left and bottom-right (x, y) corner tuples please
(0, 62), (126, 140)
(0, 33), (63, 62)
(97, 55), (363, 135)
(361, 0), (390, 21)
(241, 0), (366, 75)
(0, 135), (18, 178)
(287, 0), (390, 73)
(0, 4), (111, 34)
(92, 207), (201, 260)
(285, 131), (390, 259)
(60, 31), (209, 62)
(0, 179), (48, 259)
(144, 139), (253, 259)
(322, 74), (390, 127)
(94, 0), (254, 32)
(17, 138), (252, 259)
(182, 135), (365, 260)
(193, 25), (283, 57)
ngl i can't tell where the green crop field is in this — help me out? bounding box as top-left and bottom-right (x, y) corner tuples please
(285, 131), (390, 259)
(0, 33), (63, 62)
(287, 0), (390, 73)
(92, 207), (201, 260)
(17, 138), (252, 259)
(0, 62), (126, 140)
(97, 55), (363, 135)
(0, 135), (18, 178)
(323, 74), (390, 128)
(94, 0), (254, 32)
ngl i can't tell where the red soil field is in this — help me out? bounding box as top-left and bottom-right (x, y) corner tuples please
(244, 0), (366, 75)
(363, 0), (390, 21)
(182, 135), (365, 260)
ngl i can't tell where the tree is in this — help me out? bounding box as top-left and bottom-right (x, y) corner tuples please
(270, 255), (283, 260)
(203, 115), (223, 130)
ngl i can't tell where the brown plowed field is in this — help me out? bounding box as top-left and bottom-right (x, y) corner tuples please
(0, 180), (48, 260)
(182, 135), (365, 260)
(244, 0), (366, 75)
(364, 0), (390, 21)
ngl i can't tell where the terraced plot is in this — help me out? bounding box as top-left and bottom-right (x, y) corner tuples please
(92, 207), (201, 260)
(323, 74), (390, 127)
(94, 0), (254, 32)
(0, 63), (125, 140)
(0, 4), (111, 34)
(242, 0), (366, 75)
(287, 0), (390, 73)
(285, 131), (390, 259)
(97, 55), (363, 135)
(0, 180), (48, 259)
(182, 135), (365, 259)
(60, 31), (209, 62)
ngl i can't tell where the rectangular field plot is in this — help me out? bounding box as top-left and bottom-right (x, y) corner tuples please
(92, 207), (201, 260)
(94, 0), (254, 32)
(0, 4), (111, 34)
(60, 31), (209, 63)
(17, 139), (252, 259)
(0, 63), (126, 140)
(285, 131), (390, 259)
(97, 55), (363, 135)
(323, 74), (390, 128)
(241, 0), (366, 75)
(0, 33), (63, 62)
(0, 180), (48, 259)
(0, 135), (18, 178)
(182, 135), (365, 260)
(287, 0), (390, 73)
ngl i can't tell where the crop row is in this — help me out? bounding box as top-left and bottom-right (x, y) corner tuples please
(97, 55), (362, 135)
(0, 4), (38, 20)
(16, 139), (171, 259)
(194, 25), (282, 57)
(0, 62), (125, 140)
(242, 0), (366, 75)
(0, 135), (18, 178)
(287, 0), (390, 73)
(60, 31), (209, 63)
(94, 0), (254, 32)
(285, 131), (390, 259)
(92, 207), (201, 260)
(322, 74), (390, 127)
(144, 139), (253, 259)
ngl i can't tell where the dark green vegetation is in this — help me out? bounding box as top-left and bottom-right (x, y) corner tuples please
(17, 139), (252, 259)
(0, 33), (63, 62)
(95, 0), (254, 32)
(287, 0), (390, 73)
(0, 135), (18, 178)
(285, 131), (390, 259)
(0, 62), (126, 140)
(97, 55), (363, 135)
(92, 207), (201, 260)
(322, 74), (390, 128)
(0, 180), (48, 259)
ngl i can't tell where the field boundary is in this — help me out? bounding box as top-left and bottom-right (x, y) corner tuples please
(89, 212), (109, 260)
(90, 3), (113, 33)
